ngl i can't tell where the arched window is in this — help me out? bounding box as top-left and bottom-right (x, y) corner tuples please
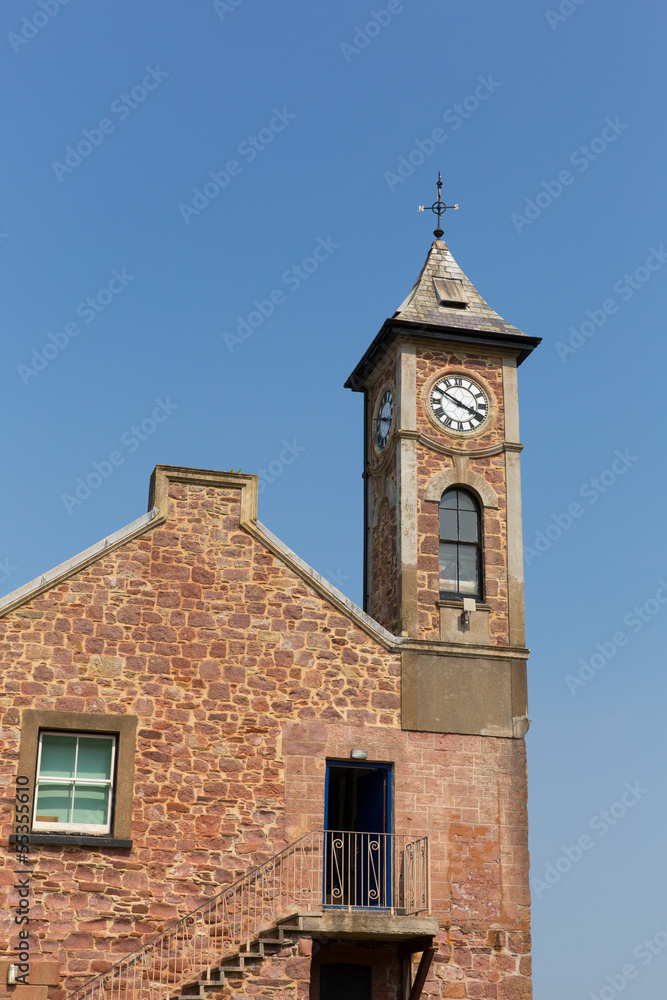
(438, 488), (482, 600)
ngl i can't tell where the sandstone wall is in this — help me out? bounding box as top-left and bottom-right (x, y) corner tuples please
(0, 472), (530, 1000)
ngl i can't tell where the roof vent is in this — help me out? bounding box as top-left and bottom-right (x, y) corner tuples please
(433, 277), (467, 309)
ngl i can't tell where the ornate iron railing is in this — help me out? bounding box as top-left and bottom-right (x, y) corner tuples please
(68, 831), (429, 1000)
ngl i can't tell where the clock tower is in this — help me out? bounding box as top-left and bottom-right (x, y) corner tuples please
(346, 220), (540, 738)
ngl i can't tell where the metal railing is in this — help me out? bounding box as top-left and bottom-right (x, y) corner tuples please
(69, 830), (429, 1000)
(323, 831), (428, 910)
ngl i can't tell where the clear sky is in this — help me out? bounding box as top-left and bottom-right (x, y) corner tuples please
(2, 2), (666, 996)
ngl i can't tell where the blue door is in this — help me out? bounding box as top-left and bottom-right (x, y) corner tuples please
(324, 761), (392, 907)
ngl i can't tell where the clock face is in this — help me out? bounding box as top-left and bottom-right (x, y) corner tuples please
(375, 389), (394, 450)
(430, 375), (489, 433)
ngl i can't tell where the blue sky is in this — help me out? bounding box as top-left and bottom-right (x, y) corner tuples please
(2, 1), (666, 995)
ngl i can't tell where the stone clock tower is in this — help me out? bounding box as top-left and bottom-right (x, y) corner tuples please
(0, 201), (540, 1000)
(346, 229), (540, 738)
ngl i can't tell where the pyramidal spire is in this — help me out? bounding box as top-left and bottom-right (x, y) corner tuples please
(393, 238), (525, 338)
(346, 195), (541, 393)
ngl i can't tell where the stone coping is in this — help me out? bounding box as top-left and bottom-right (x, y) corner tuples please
(0, 508), (159, 617)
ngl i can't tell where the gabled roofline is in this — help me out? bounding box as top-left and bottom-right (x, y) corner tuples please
(345, 318), (542, 391)
(149, 465), (404, 650)
(0, 465), (405, 651)
(254, 519), (401, 649)
(0, 507), (163, 618)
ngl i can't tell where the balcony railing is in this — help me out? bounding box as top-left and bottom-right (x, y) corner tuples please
(323, 830), (428, 910)
(68, 830), (429, 1000)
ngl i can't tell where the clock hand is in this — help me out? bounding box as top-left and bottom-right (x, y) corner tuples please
(443, 391), (477, 416)
(442, 391), (486, 423)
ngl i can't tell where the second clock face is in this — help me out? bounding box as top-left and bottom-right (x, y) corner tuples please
(375, 389), (394, 450)
(430, 375), (489, 433)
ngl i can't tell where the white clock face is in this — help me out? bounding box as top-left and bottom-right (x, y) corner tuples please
(375, 389), (393, 450)
(430, 375), (489, 433)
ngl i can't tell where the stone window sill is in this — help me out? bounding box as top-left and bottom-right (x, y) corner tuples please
(436, 599), (491, 611)
(9, 833), (132, 849)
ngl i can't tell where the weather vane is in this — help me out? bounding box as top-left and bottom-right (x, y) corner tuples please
(419, 172), (458, 239)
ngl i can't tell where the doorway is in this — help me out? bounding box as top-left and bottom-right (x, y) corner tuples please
(320, 963), (371, 1000)
(324, 761), (392, 907)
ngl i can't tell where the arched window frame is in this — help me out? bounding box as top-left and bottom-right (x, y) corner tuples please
(438, 487), (483, 602)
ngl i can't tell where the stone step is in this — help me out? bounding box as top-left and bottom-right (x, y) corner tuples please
(202, 971), (225, 984)
(170, 915), (304, 1000)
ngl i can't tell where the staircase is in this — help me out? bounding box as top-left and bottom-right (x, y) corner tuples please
(173, 916), (307, 1000)
(68, 832), (429, 1000)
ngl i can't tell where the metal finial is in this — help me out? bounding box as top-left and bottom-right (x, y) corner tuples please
(418, 172), (459, 238)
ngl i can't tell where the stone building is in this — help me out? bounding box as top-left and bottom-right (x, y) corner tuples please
(0, 231), (540, 1000)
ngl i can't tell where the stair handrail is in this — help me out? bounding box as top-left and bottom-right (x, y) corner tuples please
(67, 829), (429, 1000)
(67, 830), (321, 1000)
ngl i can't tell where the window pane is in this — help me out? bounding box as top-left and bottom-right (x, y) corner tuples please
(35, 782), (73, 823)
(458, 510), (478, 543)
(439, 542), (458, 592)
(457, 492), (476, 511)
(40, 734), (76, 778)
(439, 508), (458, 540)
(458, 545), (478, 594)
(72, 784), (110, 826)
(77, 738), (113, 781)
(439, 491), (457, 509)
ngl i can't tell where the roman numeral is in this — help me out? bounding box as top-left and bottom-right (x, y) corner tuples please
(444, 417), (453, 427)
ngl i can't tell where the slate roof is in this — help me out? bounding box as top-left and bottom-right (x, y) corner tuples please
(393, 239), (526, 337)
(345, 239), (540, 390)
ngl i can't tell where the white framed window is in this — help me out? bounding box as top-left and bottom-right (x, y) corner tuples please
(33, 732), (116, 834)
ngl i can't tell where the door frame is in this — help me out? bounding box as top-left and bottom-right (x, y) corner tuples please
(323, 759), (393, 834)
(323, 759), (393, 908)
